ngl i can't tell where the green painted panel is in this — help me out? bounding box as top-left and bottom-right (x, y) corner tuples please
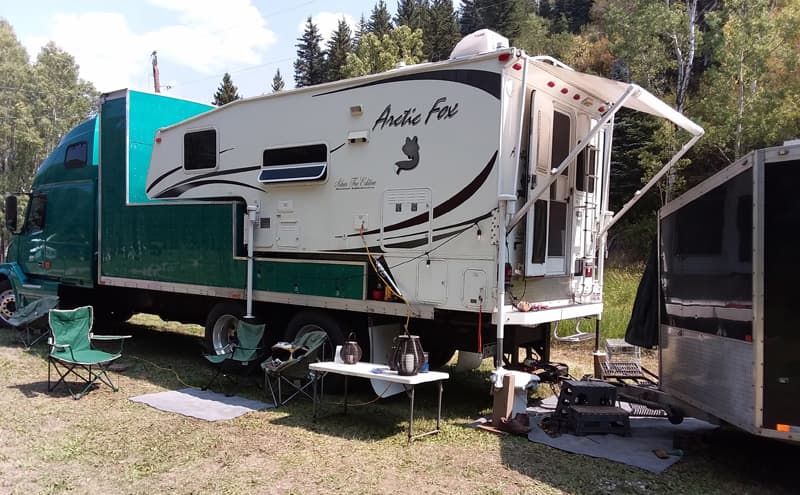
(127, 91), (212, 204)
(99, 91), (364, 300)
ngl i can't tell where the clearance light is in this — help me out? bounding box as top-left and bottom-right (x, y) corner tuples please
(155, 137), (162, 143)
(498, 53), (511, 62)
(547, 81), (555, 88)
(745, 334), (752, 342)
(598, 106), (606, 113)
(561, 88), (569, 94)
(512, 63), (522, 71)
(573, 94), (581, 100)
(777, 424), (791, 432)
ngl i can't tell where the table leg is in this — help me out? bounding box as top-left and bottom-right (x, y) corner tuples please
(312, 373), (318, 421)
(408, 385), (415, 443)
(344, 375), (349, 415)
(436, 380), (442, 431)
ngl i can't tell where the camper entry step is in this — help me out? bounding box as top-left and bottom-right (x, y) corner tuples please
(568, 405), (631, 436)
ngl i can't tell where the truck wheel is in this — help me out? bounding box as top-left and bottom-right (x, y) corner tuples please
(205, 302), (246, 354)
(285, 311), (345, 362)
(0, 280), (15, 328)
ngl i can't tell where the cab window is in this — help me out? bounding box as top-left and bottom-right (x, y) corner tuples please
(26, 194), (47, 232)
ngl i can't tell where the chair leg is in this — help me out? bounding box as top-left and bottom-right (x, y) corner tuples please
(265, 373), (280, 406)
(202, 368), (223, 391)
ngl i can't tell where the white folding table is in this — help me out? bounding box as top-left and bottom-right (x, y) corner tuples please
(309, 361), (449, 442)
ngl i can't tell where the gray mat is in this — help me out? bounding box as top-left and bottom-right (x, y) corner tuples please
(527, 413), (717, 473)
(130, 388), (273, 421)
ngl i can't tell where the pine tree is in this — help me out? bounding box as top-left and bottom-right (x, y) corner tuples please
(367, 0), (394, 37)
(395, 0), (428, 30)
(293, 17), (326, 88)
(212, 72), (240, 105)
(325, 18), (353, 82)
(271, 68), (285, 92)
(354, 13), (368, 47)
(424, 0), (461, 61)
(459, 0), (485, 35)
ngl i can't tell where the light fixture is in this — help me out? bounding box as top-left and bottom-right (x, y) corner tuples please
(474, 223), (482, 240)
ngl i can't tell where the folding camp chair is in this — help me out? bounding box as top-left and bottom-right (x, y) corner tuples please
(48, 306), (132, 400)
(202, 319), (267, 396)
(262, 331), (327, 406)
(7, 296), (59, 349)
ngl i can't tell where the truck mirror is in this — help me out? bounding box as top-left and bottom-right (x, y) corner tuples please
(5, 195), (17, 232)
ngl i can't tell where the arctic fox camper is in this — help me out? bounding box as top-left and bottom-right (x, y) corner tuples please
(143, 29), (703, 365)
(655, 143), (800, 443)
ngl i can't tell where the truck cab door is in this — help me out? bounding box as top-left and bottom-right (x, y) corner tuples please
(525, 92), (572, 277)
(18, 193), (50, 278)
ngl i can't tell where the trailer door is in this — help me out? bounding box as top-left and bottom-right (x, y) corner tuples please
(525, 92), (572, 277)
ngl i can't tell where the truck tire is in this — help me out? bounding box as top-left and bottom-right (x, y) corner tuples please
(285, 311), (345, 362)
(205, 302), (246, 355)
(0, 280), (15, 328)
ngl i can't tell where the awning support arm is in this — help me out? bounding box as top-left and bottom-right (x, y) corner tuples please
(598, 132), (704, 238)
(506, 84), (638, 232)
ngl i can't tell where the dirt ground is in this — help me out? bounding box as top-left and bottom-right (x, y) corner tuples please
(0, 322), (797, 495)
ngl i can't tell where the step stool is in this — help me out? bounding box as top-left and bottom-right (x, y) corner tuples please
(569, 405), (631, 436)
(551, 380), (619, 432)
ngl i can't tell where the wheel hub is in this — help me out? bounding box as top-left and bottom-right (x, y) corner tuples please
(0, 289), (16, 322)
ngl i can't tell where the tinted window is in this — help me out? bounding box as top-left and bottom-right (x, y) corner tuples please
(576, 146), (596, 193)
(184, 129), (217, 170)
(26, 194), (47, 232)
(259, 144), (327, 183)
(65, 142), (88, 169)
(551, 111), (571, 171)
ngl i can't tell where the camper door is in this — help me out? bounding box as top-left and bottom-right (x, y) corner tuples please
(525, 93), (573, 277)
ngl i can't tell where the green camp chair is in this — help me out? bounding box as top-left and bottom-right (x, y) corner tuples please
(48, 306), (132, 400)
(262, 330), (327, 406)
(7, 295), (59, 349)
(202, 319), (267, 395)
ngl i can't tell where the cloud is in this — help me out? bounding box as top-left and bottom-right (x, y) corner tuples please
(296, 12), (355, 46)
(22, 0), (276, 93)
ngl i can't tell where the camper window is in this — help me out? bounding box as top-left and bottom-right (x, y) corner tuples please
(65, 142), (87, 169)
(184, 129), (217, 170)
(552, 111), (571, 173)
(259, 144), (327, 183)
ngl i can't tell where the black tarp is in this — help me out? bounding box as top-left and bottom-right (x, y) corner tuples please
(625, 240), (659, 348)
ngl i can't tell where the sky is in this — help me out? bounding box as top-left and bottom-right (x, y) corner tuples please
(3, 0), (411, 104)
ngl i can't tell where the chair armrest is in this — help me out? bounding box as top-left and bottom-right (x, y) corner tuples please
(51, 342), (70, 350)
(91, 334), (133, 341)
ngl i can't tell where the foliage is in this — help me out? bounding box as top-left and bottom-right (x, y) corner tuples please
(367, 0), (394, 37)
(212, 72), (240, 105)
(458, 0), (527, 41)
(293, 17), (326, 88)
(0, 20), (96, 260)
(270, 69), (284, 93)
(423, 0), (461, 62)
(395, 0), (428, 30)
(342, 25), (424, 77)
(325, 18), (353, 83)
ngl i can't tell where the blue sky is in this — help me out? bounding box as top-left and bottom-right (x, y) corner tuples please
(3, 1), (415, 103)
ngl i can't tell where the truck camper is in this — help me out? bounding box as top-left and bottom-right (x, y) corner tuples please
(2, 30), (702, 371)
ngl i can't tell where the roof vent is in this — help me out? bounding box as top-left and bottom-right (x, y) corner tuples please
(449, 29), (509, 59)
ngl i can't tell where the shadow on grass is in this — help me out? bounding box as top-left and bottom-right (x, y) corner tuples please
(270, 366), (495, 441)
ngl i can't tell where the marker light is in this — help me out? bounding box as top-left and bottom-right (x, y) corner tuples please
(498, 53), (511, 62)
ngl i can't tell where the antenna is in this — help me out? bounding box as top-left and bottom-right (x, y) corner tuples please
(151, 51), (161, 93)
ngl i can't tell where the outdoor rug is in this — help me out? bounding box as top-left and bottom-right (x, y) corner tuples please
(526, 408), (718, 473)
(130, 388), (273, 421)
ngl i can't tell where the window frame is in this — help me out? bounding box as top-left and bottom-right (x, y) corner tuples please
(182, 128), (218, 172)
(259, 142), (328, 184)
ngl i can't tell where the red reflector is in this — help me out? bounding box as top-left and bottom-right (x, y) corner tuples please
(745, 334), (752, 342)
(777, 424), (791, 432)
(44, 261), (52, 270)
(560, 88), (569, 94)
(585, 266), (593, 277)
(498, 53), (511, 62)
(155, 137), (162, 143)
(512, 63), (522, 71)
(547, 81), (555, 88)
(598, 106), (606, 113)
(573, 94), (581, 100)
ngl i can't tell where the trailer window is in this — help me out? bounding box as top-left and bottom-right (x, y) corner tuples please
(183, 129), (217, 170)
(259, 144), (327, 183)
(65, 142), (88, 169)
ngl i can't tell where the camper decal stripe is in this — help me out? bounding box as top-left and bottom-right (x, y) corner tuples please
(382, 212), (494, 241)
(313, 69), (501, 100)
(155, 179), (263, 199)
(153, 165), (262, 198)
(384, 227), (469, 250)
(146, 166), (181, 194)
(350, 151), (497, 237)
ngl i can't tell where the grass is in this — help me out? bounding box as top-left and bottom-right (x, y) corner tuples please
(0, 267), (797, 494)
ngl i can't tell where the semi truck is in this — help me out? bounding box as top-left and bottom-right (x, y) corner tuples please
(1, 30), (702, 369)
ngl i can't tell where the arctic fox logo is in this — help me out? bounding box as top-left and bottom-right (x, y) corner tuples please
(395, 136), (420, 175)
